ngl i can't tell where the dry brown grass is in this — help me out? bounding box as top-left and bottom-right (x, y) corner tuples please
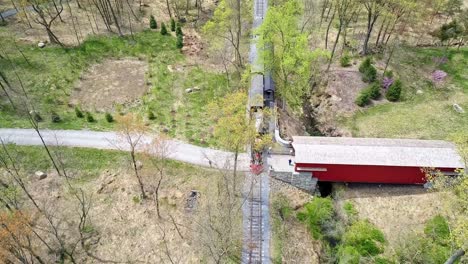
(24, 157), (241, 263)
(70, 58), (149, 111)
(335, 183), (445, 252)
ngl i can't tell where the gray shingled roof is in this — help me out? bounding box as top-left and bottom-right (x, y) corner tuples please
(292, 136), (464, 168)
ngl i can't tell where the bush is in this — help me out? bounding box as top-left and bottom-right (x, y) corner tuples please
(30, 111), (43, 122)
(160, 23), (168, 35)
(176, 34), (183, 49)
(51, 112), (61, 123)
(297, 197), (334, 239)
(337, 246), (360, 264)
(343, 201), (358, 219)
(176, 24), (183, 37)
(386, 79), (402, 102)
(362, 65), (377, 82)
(359, 57), (377, 83)
(384, 70), (393, 78)
(170, 18), (176, 32)
(368, 82), (381, 100)
(424, 215), (450, 244)
(341, 220), (386, 257)
(147, 110), (156, 120)
(340, 54), (351, 67)
(75, 107), (84, 118)
(149, 15), (157, 29)
(105, 113), (114, 123)
(355, 89), (371, 107)
(359, 57), (372, 73)
(85, 112), (95, 122)
(0, 20), (7, 27)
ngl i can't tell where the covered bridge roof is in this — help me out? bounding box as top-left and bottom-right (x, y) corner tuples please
(292, 136), (465, 169)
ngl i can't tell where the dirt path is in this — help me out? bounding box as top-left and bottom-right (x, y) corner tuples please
(0, 128), (250, 171)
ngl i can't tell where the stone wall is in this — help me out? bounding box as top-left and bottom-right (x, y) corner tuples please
(270, 171), (317, 193)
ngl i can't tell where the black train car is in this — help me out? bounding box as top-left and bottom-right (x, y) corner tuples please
(263, 72), (275, 108)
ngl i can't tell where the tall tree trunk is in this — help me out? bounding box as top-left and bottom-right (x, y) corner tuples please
(327, 22), (342, 72)
(363, 12), (378, 55)
(325, 7), (336, 50)
(375, 16), (386, 46)
(106, 0), (123, 36)
(319, 0), (330, 27)
(166, 0), (173, 18)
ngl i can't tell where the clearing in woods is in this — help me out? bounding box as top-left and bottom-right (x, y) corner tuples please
(71, 59), (148, 111)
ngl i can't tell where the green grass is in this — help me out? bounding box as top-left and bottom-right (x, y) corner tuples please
(0, 28), (230, 147)
(4, 144), (127, 176)
(342, 47), (468, 140)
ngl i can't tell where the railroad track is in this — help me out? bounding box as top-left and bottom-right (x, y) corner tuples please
(247, 173), (263, 263)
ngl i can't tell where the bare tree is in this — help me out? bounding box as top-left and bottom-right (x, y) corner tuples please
(144, 134), (172, 218)
(194, 161), (243, 263)
(27, 0), (65, 46)
(116, 113), (148, 199)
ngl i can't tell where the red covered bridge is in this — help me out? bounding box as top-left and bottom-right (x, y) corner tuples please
(291, 136), (465, 185)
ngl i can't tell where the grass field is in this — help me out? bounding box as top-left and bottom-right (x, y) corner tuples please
(0, 28), (230, 147)
(342, 47), (468, 140)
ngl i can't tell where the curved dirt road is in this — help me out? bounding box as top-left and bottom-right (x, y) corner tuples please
(0, 128), (250, 171)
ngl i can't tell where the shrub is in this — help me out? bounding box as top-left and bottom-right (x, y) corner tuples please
(0, 20), (7, 27)
(386, 79), (402, 102)
(75, 107), (84, 118)
(30, 111), (43, 122)
(160, 23), (168, 35)
(382, 77), (394, 90)
(105, 113), (114, 123)
(340, 54), (351, 67)
(176, 24), (183, 37)
(176, 34), (183, 49)
(355, 89), (371, 107)
(343, 201), (358, 219)
(424, 215), (450, 244)
(362, 65), (377, 82)
(359, 57), (377, 83)
(384, 70), (393, 78)
(337, 246), (360, 264)
(51, 112), (61, 123)
(147, 110), (156, 120)
(297, 197), (334, 239)
(170, 18), (176, 32)
(149, 15), (157, 29)
(85, 112), (95, 122)
(358, 57), (372, 73)
(368, 82), (381, 100)
(341, 220), (386, 256)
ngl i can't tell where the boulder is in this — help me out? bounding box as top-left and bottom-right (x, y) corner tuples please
(38, 42), (46, 48)
(35, 171), (47, 180)
(135, 160), (143, 170)
(416, 90), (424, 95)
(185, 88), (193, 93)
(453, 103), (465, 113)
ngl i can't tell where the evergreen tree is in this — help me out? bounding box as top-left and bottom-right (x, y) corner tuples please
(386, 79), (402, 102)
(176, 24), (183, 37)
(105, 113), (114, 122)
(170, 18), (176, 32)
(75, 106), (84, 118)
(150, 15), (157, 29)
(176, 34), (184, 49)
(160, 23), (168, 35)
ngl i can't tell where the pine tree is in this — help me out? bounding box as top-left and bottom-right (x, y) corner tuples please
(150, 15), (157, 29)
(386, 79), (402, 102)
(176, 24), (183, 37)
(160, 23), (168, 35)
(176, 34), (183, 49)
(170, 18), (176, 32)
